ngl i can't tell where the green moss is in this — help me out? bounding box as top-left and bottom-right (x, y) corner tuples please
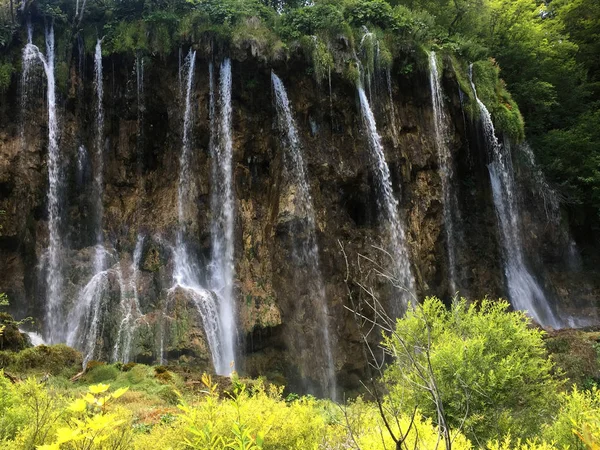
(343, 59), (360, 85)
(471, 59), (525, 142)
(449, 54), (478, 120)
(3, 344), (82, 376)
(0, 62), (14, 94)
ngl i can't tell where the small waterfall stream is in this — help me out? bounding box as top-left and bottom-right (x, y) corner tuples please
(113, 235), (145, 363)
(357, 82), (415, 312)
(92, 39), (106, 273)
(171, 50), (233, 375)
(67, 40), (110, 365)
(271, 72), (337, 399)
(22, 24), (64, 342)
(208, 59), (236, 375)
(429, 52), (461, 293)
(469, 65), (560, 328)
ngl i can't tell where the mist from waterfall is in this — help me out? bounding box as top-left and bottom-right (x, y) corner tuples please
(208, 59), (236, 375)
(469, 65), (560, 328)
(357, 82), (415, 313)
(271, 71), (337, 399)
(428, 52), (461, 294)
(22, 24), (64, 342)
(171, 50), (233, 375)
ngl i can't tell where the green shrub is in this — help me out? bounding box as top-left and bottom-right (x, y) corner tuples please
(85, 364), (120, 383)
(345, 0), (394, 30)
(383, 297), (562, 442)
(544, 387), (600, 449)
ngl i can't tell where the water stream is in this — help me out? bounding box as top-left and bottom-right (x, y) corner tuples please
(209, 58), (236, 375)
(429, 52), (461, 294)
(22, 24), (63, 342)
(469, 65), (560, 328)
(271, 72), (337, 399)
(357, 82), (415, 313)
(171, 51), (233, 375)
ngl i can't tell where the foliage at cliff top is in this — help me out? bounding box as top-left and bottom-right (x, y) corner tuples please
(0, 0), (599, 229)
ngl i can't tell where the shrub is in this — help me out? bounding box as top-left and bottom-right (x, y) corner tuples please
(383, 297), (562, 443)
(85, 364), (120, 383)
(345, 0), (394, 30)
(38, 383), (133, 450)
(544, 387), (600, 449)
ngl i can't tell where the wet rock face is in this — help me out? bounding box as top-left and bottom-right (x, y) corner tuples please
(0, 51), (596, 393)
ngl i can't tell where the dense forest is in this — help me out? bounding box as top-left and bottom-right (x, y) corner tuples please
(1, 0), (600, 448)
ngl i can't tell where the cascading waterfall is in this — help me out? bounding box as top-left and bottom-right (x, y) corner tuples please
(22, 24), (64, 342)
(64, 39), (110, 365)
(208, 59), (236, 375)
(66, 266), (111, 365)
(171, 50), (231, 375)
(428, 52), (461, 294)
(520, 143), (582, 271)
(357, 81), (415, 312)
(271, 72), (337, 398)
(468, 65), (560, 328)
(113, 235), (145, 363)
(92, 38), (106, 274)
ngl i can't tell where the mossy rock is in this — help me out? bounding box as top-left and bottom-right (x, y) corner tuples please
(0, 312), (30, 352)
(8, 344), (82, 376)
(545, 330), (600, 387)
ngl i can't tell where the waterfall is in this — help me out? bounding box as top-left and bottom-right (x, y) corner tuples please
(22, 24), (63, 342)
(76, 145), (88, 186)
(386, 68), (399, 147)
(172, 50), (231, 375)
(468, 65), (560, 328)
(271, 72), (337, 399)
(92, 39), (106, 274)
(208, 59), (236, 375)
(61, 39), (110, 365)
(428, 52), (461, 294)
(521, 143), (582, 271)
(66, 266), (111, 365)
(135, 53), (145, 167)
(357, 83), (415, 312)
(113, 235), (145, 363)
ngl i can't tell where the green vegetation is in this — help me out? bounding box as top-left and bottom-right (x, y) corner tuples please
(0, 297), (599, 448)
